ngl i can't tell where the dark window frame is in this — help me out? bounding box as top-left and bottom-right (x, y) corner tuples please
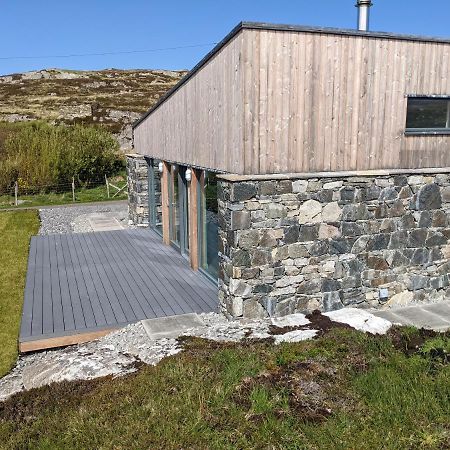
(405, 95), (450, 136)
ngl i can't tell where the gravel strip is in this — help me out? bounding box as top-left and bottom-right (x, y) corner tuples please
(38, 203), (130, 235)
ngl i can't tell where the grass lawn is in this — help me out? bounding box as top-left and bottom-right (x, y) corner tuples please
(0, 211), (40, 377)
(0, 183), (127, 210)
(0, 327), (449, 449)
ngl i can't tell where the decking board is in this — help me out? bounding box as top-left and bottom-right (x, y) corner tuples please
(20, 228), (218, 352)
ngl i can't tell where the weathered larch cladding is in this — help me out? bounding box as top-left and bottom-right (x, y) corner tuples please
(133, 31), (244, 174)
(133, 23), (450, 175)
(218, 173), (450, 318)
(241, 28), (450, 174)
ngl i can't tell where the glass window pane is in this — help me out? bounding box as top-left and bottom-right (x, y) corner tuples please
(200, 172), (218, 280)
(406, 98), (449, 129)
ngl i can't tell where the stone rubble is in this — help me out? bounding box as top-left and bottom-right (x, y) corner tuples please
(0, 310), (392, 403)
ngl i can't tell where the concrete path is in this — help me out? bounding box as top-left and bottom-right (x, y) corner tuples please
(373, 302), (450, 331)
(0, 199), (127, 213)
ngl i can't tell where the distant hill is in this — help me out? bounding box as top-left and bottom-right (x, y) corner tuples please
(0, 68), (186, 149)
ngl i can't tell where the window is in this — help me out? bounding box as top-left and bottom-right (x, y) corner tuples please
(406, 97), (450, 134)
(168, 164), (190, 255)
(198, 171), (219, 280)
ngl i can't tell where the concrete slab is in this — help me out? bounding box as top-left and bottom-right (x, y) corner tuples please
(372, 310), (415, 326)
(422, 302), (450, 317)
(374, 305), (450, 331)
(88, 215), (124, 231)
(399, 308), (450, 331)
(142, 313), (205, 339)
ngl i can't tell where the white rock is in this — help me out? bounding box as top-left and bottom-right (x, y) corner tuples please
(322, 202), (342, 222)
(382, 291), (414, 309)
(407, 175), (424, 185)
(324, 308), (392, 334)
(323, 180), (343, 190)
(292, 179), (308, 193)
(271, 313), (310, 327)
(298, 199), (322, 224)
(274, 329), (318, 344)
(231, 297), (244, 316)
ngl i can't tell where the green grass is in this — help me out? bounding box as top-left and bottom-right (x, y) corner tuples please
(0, 211), (40, 377)
(0, 329), (448, 449)
(0, 182), (127, 209)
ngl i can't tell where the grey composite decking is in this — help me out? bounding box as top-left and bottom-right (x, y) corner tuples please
(20, 228), (218, 351)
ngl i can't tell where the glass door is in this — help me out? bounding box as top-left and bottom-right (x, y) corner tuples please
(198, 171), (219, 280)
(169, 164), (189, 256)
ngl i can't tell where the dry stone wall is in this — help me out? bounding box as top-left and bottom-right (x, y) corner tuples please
(218, 173), (450, 318)
(127, 155), (149, 226)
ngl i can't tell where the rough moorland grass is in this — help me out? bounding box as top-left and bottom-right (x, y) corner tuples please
(0, 328), (448, 449)
(0, 121), (124, 192)
(0, 211), (39, 377)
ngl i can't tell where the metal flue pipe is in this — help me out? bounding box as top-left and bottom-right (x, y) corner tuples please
(356, 0), (373, 31)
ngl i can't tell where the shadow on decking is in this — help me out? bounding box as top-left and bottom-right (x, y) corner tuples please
(19, 228), (218, 352)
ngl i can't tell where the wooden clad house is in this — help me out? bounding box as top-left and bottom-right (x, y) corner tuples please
(129, 21), (450, 317)
(134, 22), (450, 174)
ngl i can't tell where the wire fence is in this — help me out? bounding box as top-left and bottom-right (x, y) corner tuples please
(0, 175), (128, 208)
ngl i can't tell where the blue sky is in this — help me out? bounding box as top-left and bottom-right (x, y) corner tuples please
(1, 0), (449, 75)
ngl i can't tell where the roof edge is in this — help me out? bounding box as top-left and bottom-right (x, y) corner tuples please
(132, 22), (245, 129)
(133, 21), (450, 130)
(241, 21), (450, 45)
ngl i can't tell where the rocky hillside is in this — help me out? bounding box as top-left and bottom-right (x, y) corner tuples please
(0, 68), (186, 149)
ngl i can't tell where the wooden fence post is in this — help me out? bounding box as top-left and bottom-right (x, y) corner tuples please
(72, 177), (75, 202)
(105, 175), (110, 199)
(14, 181), (18, 206)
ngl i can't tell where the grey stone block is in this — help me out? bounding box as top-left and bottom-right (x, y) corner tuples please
(323, 292), (344, 312)
(231, 182), (257, 201)
(231, 210), (250, 230)
(415, 183), (442, 210)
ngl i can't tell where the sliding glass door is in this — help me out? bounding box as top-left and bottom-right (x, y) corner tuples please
(169, 164), (189, 255)
(198, 171), (219, 280)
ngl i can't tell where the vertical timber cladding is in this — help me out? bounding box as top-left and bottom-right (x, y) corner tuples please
(241, 28), (450, 173)
(133, 24), (450, 175)
(218, 172), (450, 319)
(132, 30), (245, 174)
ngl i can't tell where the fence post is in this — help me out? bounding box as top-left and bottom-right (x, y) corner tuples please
(72, 177), (75, 202)
(14, 181), (18, 206)
(105, 175), (110, 199)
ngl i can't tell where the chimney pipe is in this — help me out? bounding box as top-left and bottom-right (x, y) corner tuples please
(356, 0), (373, 31)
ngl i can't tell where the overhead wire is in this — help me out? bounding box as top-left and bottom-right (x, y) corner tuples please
(0, 43), (218, 61)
